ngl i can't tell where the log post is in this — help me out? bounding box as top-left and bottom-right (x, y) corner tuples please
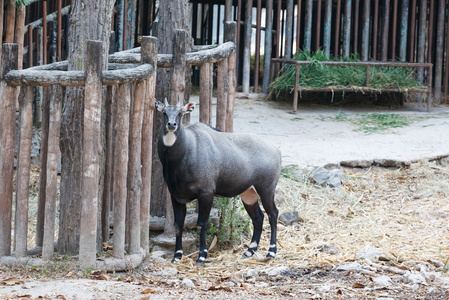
(225, 21), (237, 132)
(199, 62), (212, 125)
(42, 85), (62, 260)
(216, 58), (227, 131)
(14, 85), (33, 258)
(140, 36), (157, 253)
(0, 44), (18, 257)
(242, 0), (253, 93)
(112, 83), (131, 259)
(79, 40), (103, 267)
(169, 29), (187, 105)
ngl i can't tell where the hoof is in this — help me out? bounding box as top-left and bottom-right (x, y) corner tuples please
(266, 252), (276, 259)
(242, 249), (256, 258)
(171, 257), (181, 263)
(195, 256), (206, 265)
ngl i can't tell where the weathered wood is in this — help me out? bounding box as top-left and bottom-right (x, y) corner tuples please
(315, 0), (322, 51)
(399, 0), (409, 62)
(225, 22), (237, 132)
(14, 85), (33, 258)
(372, 0), (379, 60)
(102, 64), (154, 85)
(199, 62), (212, 125)
(342, 0), (352, 58)
(128, 79), (144, 254)
(24, 5), (71, 33)
(216, 59), (227, 131)
(101, 86), (114, 243)
(42, 85), (62, 260)
(416, 0), (427, 106)
(323, 0), (332, 57)
(434, 0), (445, 104)
(361, 0), (370, 61)
(43, 1), (47, 65)
(140, 36), (157, 253)
(0, 44), (18, 257)
(334, 0), (341, 56)
(262, 0), (273, 93)
(285, 0), (293, 59)
(112, 83), (130, 259)
(242, 0), (253, 93)
(79, 40), (103, 267)
(0, 0), (4, 65)
(381, 0), (390, 61)
(5, 0), (15, 43)
(170, 30), (187, 105)
(292, 64), (300, 112)
(15, 4), (26, 69)
(304, 0), (312, 52)
(391, 0), (398, 59)
(296, 0), (302, 52)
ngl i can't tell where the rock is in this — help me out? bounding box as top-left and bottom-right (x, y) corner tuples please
(184, 213), (198, 229)
(316, 285), (331, 293)
(151, 250), (169, 259)
(416, 264), (428, 272)
(224, 281), (236, 287)
(181, 278), (195, 288)
(427, 258), (444, 268)
(255, 282), (269, 288)
(262, 266), (289, 276)
(157, 267), (178, 277)
(245, 268), (259, 278)
(149, 216), (165, 231)
(401, 272), (427, 285)
(151, 232), (196, 252)
(245, 277), (256, 283)
(372, 276), (393, 289)
(336, 263), (363, 272)
(327, 169), (343, 187)
(308, 167), (329, 185)
(340, 159), (373, 168)
(316, 244), (341, 255)
(356, 246), (382, 260)
(166, 279), (180, 286)
(279, 211), (303, 226)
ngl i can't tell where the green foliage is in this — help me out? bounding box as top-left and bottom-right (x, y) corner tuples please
(209, 197), (251, 248)
(14, 0), (33, 7)
(352, 113), (411, 134)
(270, 50), (423, 96)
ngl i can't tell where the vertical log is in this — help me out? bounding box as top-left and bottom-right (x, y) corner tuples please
(315, 0), (322, 51)
(225, 21), (237, 132)
(444, 4), (449, 103)
(236, 0), (242, 83)
(323, 0), (332, 57)
(434, 0), (445, 104)
(381, 0), (390, 61)
(262, 0), (273, 93)
(296, 0), (302, 52)
(409, 0), (416, 62)
(254, 0), (262, 92)
(242, 0), (253, 93)
(292, 64), (300, 112)
(428, 0), (434, 63)
(112, 83), (131, 259)
(101, 86), (114, 243)
(0, 44), (18, 257)
(116, 0), (125, 51)
(285, 0), (294, 59)
(125, 0), (137, 49)
(57, 0), (62, 61)
(5, 0), (15, 43)
(50, 21), (57, 63)
(353, 0), (360, 54)
(399, 0), (409, 62)
(391, 0), (398, 59)
(14, 3), (26, 70)
(141, 36), (157, 253)
(303, 0), (312, 52)
(225, 0), (233, 21)
(28, 25), (33, 68)
(372, 0), (379, 60)
(334, 0), (342, 57)
(42, 85), (62, 260)
(342, 0), (352, 58)
(170, 30), (187, 105)
(361, 0), (370, 61)
(216, 59), (227, 131)
(79, 40), (103, 267)
(43, 1), (47, 65)
(14, 85), (33, 258)
(417, 0), (427, 106)
(199, 63), (212, 125)
(0, 0), (4, 64)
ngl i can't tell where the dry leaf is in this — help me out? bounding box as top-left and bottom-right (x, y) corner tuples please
(353, 282), (365, 288)
(208, 236), (218, 252)
(1, 277), (24, 286)
(102, 242), (113, 251)
(141, 288), (156, 294)
(208, 285), (232, 292)
(90, 270), (110, 281)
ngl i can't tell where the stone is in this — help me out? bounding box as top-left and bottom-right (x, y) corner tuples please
(151, 250), (169, 259)
(327, 169), (343, 187)
(151, 232), (196, 252)
(279, 211), (303, 226)
(427, 258), (444, 268)
(245, 268), (260, 278)
(401, 272), (427, 285)
(181, 278), (195, 288)
(336, 263), (363, 272)
(262, 266), (289, 276)
(157, 267), (178, 277)
(308, 166), (329, 185)
(316, 244), (342, 255)
(373, 159), (411, 168)
(356, 246), (382, 260)
(149, 216), (166, 231)
(372, 276), (393, 289)
(255, 282), (269, 288)
(166, 279), (180, 286)
(316, 285), (331, 293)
(340, 159), (374, 168)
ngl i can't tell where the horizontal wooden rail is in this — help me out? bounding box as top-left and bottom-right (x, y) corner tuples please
(271, 58), (433, 113)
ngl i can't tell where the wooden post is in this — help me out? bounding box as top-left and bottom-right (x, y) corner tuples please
(112, 83), (131, 259)
(216, 58), (227, 131)
(0, 0), (4, 65)
(285, 0), (293, 59)
(334, 0), (341, 57)
(5, 0), (15, 43)
(434, 0), (445, 104)
(323, 0), (332, 57)
(262, 0), (273, 93)
(15, 3), (26, 70)
(79, 40), (103, 267)
(42, 85), (62, 260)
(372, 0), (379, 60)
(199, 62), (212, 125)
(296, 0), (302, 52)
(28, 25), (33, 68)
(170, 30), (187, 105)
(57, 0), (62, 61)
(304, 0), (312, 52)
(14, 85), (33, 258)
(391, 0), (398, 59)
(399, 0), (409, 62)
(416, 0), (427, 106)
(361, 0), (370, 61)
(0, 44), (18, 257)
(43, 1), (47, 65)
(315, 0), (322, 52)
(225, 21), (237, 133)
(292, 64), (300, 112)
(140, 36), (157, 253)
(381, 0), (390, 61)
(342, 0), (352, 58)
(242, 0), (253, 93)
(101, 86), (114, 243)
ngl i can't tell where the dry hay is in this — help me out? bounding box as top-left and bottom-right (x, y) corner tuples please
(173, 161), (449, 278)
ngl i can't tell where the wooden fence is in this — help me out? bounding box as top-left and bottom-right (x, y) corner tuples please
(0, 22), (236, 269)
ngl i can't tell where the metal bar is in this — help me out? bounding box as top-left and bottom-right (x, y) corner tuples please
(399, 0), (409, 61)
(254, 0), (262, 92)
(334, 0), (342, 57)
(353, 0), (359, 54)
(285, 0), (294, 58)
(343, 0), (352, 58)
(323, 0), (331, 57)
(296, 0), (302, 52)
(361, 0), (370, 61)
(43, 0), (47, 65)
(315, 0), (322, 51)
(417, 0), (427, 106)
(57, 0), (61, 61)
(263, 0), (273, 93)
(428, 0), (434, 63)
(28, 24), (33, 67)
(391, 0), (398, 59)
(381, 0), (390, 61)
(242, 0), (253, 92)
(365, 65), (370, 86)
(304, 0), (312, 51)
(372, 0), (379, 60)
(434, 0), (445, 104)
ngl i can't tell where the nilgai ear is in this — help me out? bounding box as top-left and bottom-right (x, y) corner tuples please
(155, 100), (165, 112)
(182, 102), (196, 114)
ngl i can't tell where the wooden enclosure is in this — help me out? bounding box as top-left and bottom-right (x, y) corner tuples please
(0, 21), (236, 268)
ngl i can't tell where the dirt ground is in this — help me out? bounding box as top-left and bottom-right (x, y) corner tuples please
(1, 94), (449, 299)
